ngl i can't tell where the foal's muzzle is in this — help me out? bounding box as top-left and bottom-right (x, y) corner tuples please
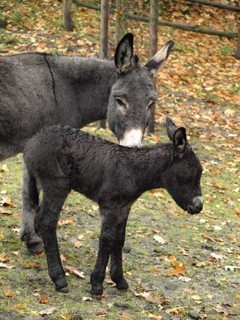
(187, 196), (203, 214)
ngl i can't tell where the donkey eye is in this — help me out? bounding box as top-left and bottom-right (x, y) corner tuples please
(116, 98), (127, 109)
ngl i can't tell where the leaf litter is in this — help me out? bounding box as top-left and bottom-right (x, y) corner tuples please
(0, 0), (239, 319)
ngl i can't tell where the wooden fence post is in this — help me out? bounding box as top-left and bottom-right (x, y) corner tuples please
(63, 0), (73, 31)
(98, 0), (109, 129)
(115, 0), (126, 42)
(148, 0), (158, 134)
(236, 29), (240, 60)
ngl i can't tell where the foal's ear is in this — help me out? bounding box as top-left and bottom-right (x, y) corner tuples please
(145, 40), (174, 77)
(173, 128), (187, 157)
(114, 33), (134, 74)
(166, 117), (187, 157)
(166, 116), (178, 141)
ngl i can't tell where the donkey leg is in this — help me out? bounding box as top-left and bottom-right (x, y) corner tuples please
(37, 182), (69, 292)
(90, 207), (118, 297)
(110, 206), (130, 290)
(19, 162), (43, 254)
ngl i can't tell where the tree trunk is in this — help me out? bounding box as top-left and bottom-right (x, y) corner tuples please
(115, 0), (126, 42)
(63, 0), (73, 31)
(99, 0), (109, 129)
(236, 29), (240, 60)
(148, 0), (158, 134)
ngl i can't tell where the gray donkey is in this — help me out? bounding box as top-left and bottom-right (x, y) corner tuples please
(0, 33), (174, 254)
(24, 117), (203, 297)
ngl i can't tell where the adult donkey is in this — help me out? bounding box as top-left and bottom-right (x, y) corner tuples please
(0, 33), (174, 254)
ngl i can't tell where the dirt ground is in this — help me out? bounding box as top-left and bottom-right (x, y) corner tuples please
(0, 1), (239, 319)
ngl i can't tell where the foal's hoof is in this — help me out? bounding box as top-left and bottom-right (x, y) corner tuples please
(56, 286), (69, 293)
(90, 285), (103, 298)
(27, 242), (44, 255)
(116, 278), (129, 291)
(21, 233), (44, 255)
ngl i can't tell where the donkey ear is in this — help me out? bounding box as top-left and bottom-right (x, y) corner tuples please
(114, 33), (134, 74)
(173, 128), (187, 157)
(145, 40), (174, 76)
(166, 116), (178, 141)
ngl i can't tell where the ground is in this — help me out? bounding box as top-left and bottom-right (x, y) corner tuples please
(0, 1), (239, 319)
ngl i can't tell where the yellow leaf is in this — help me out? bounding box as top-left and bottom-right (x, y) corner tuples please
(191, 295), (202, 300)
(1, 196), (15, 207)
(0, 164), (9, 172)
(74, 241), (82, 248)
(5, 291), (16, 297)
(16, 305), (27, 309)
(0, 252), (10, 262)
(148, 314), (162, 319)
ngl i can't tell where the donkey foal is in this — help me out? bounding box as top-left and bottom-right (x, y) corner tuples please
(23, 117), (203, 297)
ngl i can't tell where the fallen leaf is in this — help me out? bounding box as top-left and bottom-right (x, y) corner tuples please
(210, 252), (225, 260)
(0, 252), (10, 262)
(5, 291), (16, 297)
(15, 305), (27, 309)
(168, 257), (186, 277)
(0, 262), (15, 269)
(153, 235), (166, 244)
(82, 296), (93, 301)
(224, 108), (235, 116)
(179, 276), (191, 282)
(65, 265), (85, 279)
(58, 218), (73, 226)
(24, 262), (39, 269)
(191, 295), (201, 300)
(38, 296), (49, 304)
(224, 265), (240, 271)
(213, 225), (222, 231)
(148, 314), (162, 319)
(0, 208), (13, 215)
(91, 204), (98, 211)
(39, 307), (56, 316)
(74, 241), (83, 248)
(1, 196), (15, 207)
(135, 291), (162, 304)
(201, 233), (224, 243)
(0, 164), (9, 172)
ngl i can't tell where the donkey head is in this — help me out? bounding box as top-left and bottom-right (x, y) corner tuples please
(163, 117), (203, 214)
(107, 33), (174, 147)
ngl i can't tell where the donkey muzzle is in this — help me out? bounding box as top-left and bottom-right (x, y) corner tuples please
(187, 196), (203, 214)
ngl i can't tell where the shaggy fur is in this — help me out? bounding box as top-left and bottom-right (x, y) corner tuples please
(0, 34), (174, 253)
(24, 118), (203, 297)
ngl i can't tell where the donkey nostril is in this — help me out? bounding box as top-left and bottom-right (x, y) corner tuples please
(192, 196), (203, 212)
(196, 202), (203, 211)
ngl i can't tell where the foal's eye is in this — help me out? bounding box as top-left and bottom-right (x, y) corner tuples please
(116, 98), (127, 110)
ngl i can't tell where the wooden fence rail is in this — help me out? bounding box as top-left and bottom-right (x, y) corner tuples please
(73, 0), (238, 39)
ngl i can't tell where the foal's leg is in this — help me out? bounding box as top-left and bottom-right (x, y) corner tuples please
(36, 180), (69, 292)
(110, 206), (130, 290)
(90, 206), (118, 297)
(19, 162), (43, 254)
